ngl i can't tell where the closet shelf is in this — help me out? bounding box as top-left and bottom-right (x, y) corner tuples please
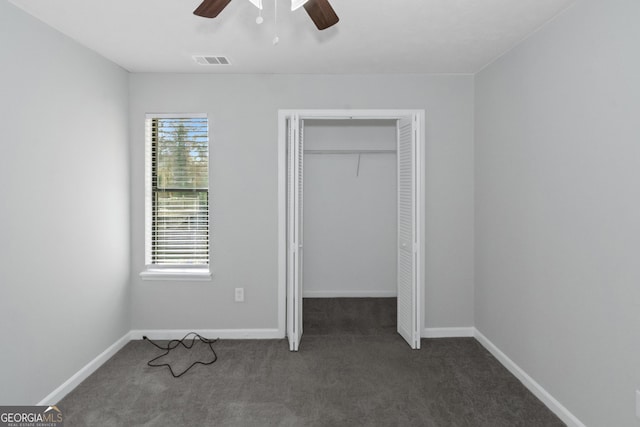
(303, 149), (396, 155)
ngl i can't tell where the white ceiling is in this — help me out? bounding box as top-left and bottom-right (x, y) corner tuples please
(10, 0), (576, 74)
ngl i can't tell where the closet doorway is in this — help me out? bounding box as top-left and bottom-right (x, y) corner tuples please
(278, 110), (425, 351)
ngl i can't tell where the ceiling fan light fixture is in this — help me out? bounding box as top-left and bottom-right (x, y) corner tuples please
(193, 0), (338, 32)
(291, 0), (308, 11)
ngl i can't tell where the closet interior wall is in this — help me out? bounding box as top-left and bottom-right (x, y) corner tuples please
(303, 119), (397, 298)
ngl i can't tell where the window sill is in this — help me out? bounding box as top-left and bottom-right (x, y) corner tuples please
(139, 268), (213, 282)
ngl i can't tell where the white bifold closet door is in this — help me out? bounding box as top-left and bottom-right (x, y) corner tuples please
(397, 114), (421, 349)
(287, 115), (304, 351)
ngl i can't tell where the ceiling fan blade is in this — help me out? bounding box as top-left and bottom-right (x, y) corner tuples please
(193, 0), (232, 18)
(303, 0), (339, 30)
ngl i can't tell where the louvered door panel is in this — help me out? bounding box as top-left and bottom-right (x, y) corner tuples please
(287, 115), (304, 351)
(397, 115), (419, 349)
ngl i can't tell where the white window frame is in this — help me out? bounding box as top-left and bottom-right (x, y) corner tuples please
(140, 113), (212, 281)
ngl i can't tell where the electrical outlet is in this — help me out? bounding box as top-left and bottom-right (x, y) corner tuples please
(234, 287), (245, 302)
(636, 390), (640, 419)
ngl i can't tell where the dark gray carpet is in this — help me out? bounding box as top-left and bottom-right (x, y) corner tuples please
(58, 298), (564, 426)
(304, 297), (397, 336)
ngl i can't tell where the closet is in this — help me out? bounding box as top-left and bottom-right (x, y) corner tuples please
(303, 119), (397, 298)
(279, 110), (424, 351)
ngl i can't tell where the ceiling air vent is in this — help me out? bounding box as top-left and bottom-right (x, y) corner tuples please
(193, 55), (231, 65)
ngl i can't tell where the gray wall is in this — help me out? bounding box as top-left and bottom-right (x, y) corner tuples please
(475, 0), (640, 425)
(129, 73), (475, 330)
(0, 3), (130, 404)
(303, 120), (397, 297)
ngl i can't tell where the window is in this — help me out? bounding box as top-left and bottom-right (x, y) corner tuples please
(141, 114), (211, 280)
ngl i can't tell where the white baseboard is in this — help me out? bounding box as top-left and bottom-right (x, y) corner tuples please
(473, 329), (586, 427)
(422, 327), (475, 338)
(302, 290), (397, 298)
(37, 331), (131, 405)
(130, 328), (284, 340)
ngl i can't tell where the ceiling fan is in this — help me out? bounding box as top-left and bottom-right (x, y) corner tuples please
(193, 0), (339, 30)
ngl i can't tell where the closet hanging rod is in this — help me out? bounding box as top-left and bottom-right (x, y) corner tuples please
(303, 149), (396, 155)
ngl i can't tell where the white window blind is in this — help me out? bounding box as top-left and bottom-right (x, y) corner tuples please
(145, 114), (209, 268)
